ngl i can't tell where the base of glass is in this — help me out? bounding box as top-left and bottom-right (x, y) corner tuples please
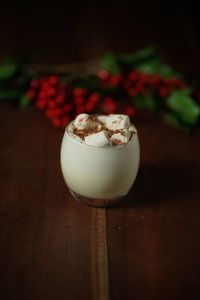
(69, 189), (123, 208)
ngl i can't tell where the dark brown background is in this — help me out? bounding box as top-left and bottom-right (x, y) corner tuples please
(0, 1), (200, 73)
(1, 1), (200, 300)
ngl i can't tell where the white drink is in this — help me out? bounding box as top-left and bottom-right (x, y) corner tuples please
(60, 114), (140, 207)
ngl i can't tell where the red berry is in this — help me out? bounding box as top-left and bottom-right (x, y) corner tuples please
(107, 102), (117, 114)
(45, 109), (55, 118)
(103, 97), (117, 113)
(39, 90), (48, 99)
(85, 102), (95, 112)
(125, 106), (135, 117)
(76, 105), (85, 114)
(104, 97), (115, 105)
(74, 96), (85, 105)
(41, 81), (50, 90)
(60, 116), (71, 129)
(51, 117), (61, 128)
(135, 83), (144, 92)
(48, 75), (58, 85)
(36, 99), (46, 109)
(109, 73), (123, 87)
(98, 70), (110, 80)
(55, 95), (65, 104)
(159, 87), (170, 97)
(26, 89), (36, 100)
(47, 87), (56, 97)
(84, 93), (100, 112)
(128, 71), (139, 82)
(88, 92), (101, 104)
(148, 75), (161, 87)
(128, 88), (138, 97)
(63, 103), (73, 113)
(53, 108), (63, 116)
(139, 73), (148, 84)
(73, 87), (87, 97)
(47, 101), (56, 109)
(30, 79), (39, 89)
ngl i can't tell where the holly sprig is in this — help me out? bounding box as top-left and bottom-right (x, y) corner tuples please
(99, 47), (200, 132)
(0, 47), (199, 132)
(0, 55), (34, 107)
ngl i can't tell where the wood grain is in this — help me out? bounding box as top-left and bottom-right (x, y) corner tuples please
(1, 63), (200, 300)
(1, 3), (200, 298)
(91, 209), (109, 300)
(0, 103), (109, 300)
(1, 100), (200, 300)
(107, 111), (200, 300)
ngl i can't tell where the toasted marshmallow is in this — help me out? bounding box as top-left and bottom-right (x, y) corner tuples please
(74, 113), (97, 130)
(111, 131), (131, 145)
(85, 131), (111, 147)
(106, 114), (130, 130)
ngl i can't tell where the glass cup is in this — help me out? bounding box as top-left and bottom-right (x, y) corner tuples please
(60, 122), (140, 207)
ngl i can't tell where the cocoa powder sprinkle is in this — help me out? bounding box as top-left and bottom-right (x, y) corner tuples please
(73, 127), (131, 141)
(71, 114), (136, 143)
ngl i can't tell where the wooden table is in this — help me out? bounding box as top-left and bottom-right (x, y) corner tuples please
(1, 86), (200, 299)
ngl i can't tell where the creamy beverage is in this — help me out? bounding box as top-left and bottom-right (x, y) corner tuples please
(60, 114), (140, 207)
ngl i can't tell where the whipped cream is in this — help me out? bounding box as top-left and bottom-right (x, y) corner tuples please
(68, 113), (136, 147)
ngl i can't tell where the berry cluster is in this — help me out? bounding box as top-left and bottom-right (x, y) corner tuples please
(26, 69), (188, 129)
(26, 75), (135, 129)
(98, 69), (188, 99)
(27, 76), (102, 128)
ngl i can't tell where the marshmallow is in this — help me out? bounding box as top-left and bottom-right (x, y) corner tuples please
(71, 113), (135, 146)
(106, 114), (130, 130)
(85, 131), (111, 147)
(74, 114), (97, 130)
(97, 115), (108, 125)
(128, 125), (137, 133)
(111, 131), (131, 145)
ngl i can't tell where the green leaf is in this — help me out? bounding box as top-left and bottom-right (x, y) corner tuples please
(71, 75), (99, 90)
(163, 112), (191, 133)
(0, 63), (19, 80)
(166, 88), (200, 125)
(100, 53), (121, 74)
(19, 94), (31, 108)
(163, 112), (183, 129)
(0, 90), (20, 100)
(120, 46), (157, 66)
(132, 94), (157, 112)
(136, 59), (182, 78)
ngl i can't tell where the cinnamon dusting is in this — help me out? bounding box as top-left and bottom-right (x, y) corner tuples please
(73, 127), (103, 140)
(106, 129), (124, 138)
(71, 114), (136, 144)
(73, 127), (132, 141)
